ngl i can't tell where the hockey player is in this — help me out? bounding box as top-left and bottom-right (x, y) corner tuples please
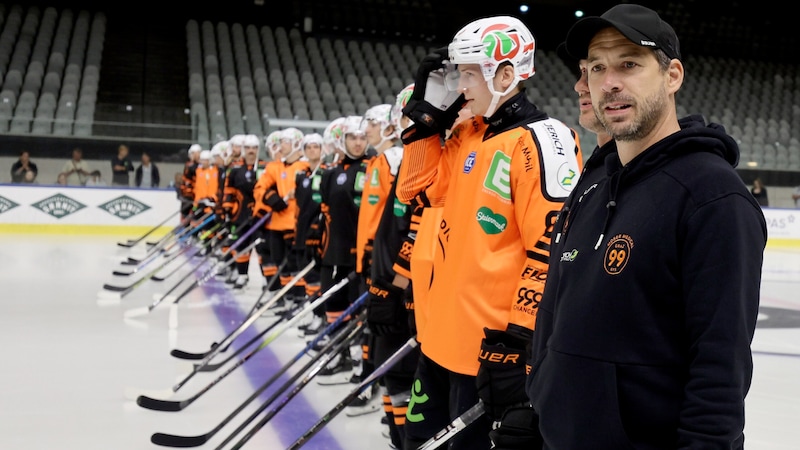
(253, 127), (309, 310)
(348, 103), (402, 416)
(293, 132), (329, 336)
(313, 115), (375, 376)
(221, 134), (267, 290)
(192, 150), (220, 229)
(179, 144), (202, 220)
(396, 16), (583, 449)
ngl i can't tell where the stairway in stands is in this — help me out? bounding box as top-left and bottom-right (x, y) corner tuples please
(95, 10), (190, 141)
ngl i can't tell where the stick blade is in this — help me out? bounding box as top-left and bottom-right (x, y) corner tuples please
(117, 241), (135, 248)
(151, 432), (211, 448)
(137, 395), (184, 412)
(102, 283), (129, 292)
(112, 270), (134, 277)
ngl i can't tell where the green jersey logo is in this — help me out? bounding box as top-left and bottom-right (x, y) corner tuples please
(476, 206), (507, 234)
(406, 379), (429, 423)
(483, 151), (511, 200)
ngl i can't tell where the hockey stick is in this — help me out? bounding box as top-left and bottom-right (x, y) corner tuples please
(126, 214), (269, 314)
(169, 275), (329, 361)
(416, 401), (486, 450)
(279, 335), (420, 450)
(170, 260), (321, 392)
(244, 255), (289, 317)
(150, 227), (228, 282)
(122, 236), (262, 320)
(118, 209), (180, 247)
(213, 313), (367, 450)
(149, 312), (363, 448)
(120, 213), (215, 270)
(105, 227), (220, 287)
(140, 283), (360, 414)
(122, 211), (214, 266)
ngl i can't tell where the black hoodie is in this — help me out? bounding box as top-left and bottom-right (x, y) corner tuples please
(526, 115), (767, 449)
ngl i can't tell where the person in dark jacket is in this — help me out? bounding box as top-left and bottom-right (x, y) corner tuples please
(134, 151), (160, 188)
(524, 4), (767, 450)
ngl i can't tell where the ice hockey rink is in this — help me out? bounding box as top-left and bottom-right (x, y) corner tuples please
(0, 228), (799, 450)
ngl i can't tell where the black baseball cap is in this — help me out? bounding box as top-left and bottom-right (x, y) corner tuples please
(556, 42), (581, 79)
(564, 4), (681, 61)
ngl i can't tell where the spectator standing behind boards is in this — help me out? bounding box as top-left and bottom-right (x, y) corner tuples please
(111, 144), (135, 186)
(10, 150), (38, 183)
(792, 184), (800, 208)
(135, 151), (160, 188)
(525, 4), (767, 449)
(60, 148), (91, 186)
(85, 170), (107, 187)
(750, 177), (769, 207)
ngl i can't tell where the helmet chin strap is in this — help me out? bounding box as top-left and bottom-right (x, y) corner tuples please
(482, 79), (520, 118)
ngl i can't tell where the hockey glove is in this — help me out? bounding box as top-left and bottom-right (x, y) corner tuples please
(476, 328), (531, 421)
(262, 191), (288, 212)
(304, 219), (324, 264)
(488, 405), (543, 450)
(401, 47), (466, 143)
(366, 280), (407, 337)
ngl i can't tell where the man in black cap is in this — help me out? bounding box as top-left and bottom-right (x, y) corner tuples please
(519, 4), (767, 449)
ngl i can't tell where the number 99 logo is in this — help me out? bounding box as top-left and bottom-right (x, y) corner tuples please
(603, 235), (633, 275)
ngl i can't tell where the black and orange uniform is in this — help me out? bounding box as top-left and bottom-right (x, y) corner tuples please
(368, 163), (421, 448)
(293, 161), (328, 302)
(221, 158), (267, 278)
(193, 164), (220, 232)
(253, 157), (310, 297)
(397, 94), (583, 448)
(318, 150), (375, 324)
(179, 158), (198, 219)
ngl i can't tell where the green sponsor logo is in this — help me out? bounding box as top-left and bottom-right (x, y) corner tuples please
(476, 206), (507, 234)
(406, 379), (428, 423)
(483, 151), (511, 200)
(0, 195), (19, 214)
(370, 167), (380, 186)
(354, 172), (366, 192)
(32, 194), (86, 218)
(393, 198), (407, 217)
(368, 194), (380, 205)
(98, 195), (152, 220)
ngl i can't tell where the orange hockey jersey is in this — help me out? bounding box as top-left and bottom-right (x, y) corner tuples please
(253, 159), (310, 231)
(397, 113), (583, 375)
(193, 165), (219, 209)
(356, 146), (404, 275)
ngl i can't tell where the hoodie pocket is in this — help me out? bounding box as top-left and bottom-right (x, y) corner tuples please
(528, 349), (635, 450)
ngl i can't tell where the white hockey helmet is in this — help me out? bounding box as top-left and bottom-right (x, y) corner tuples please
(199, 150), (212, 161)
(362, 103), (396, 148)
(391, 83), (415, 132)
(187, 143), (202, 158)
(340, 115), (367, 159)
(323, 117), (346, 155)
(280, 127), (305, 154)
(243, 133), (261, 149)
(447, 16), (536, 116)
(210, 140), (229, 159)
(300, 132), (324, 158)
(229, 134), (246, 149)
(265, 130), (283, 159)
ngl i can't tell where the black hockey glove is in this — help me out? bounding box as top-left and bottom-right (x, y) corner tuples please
(366, 280), (408, 337)
(401, 47), (466, 144)
(488, 405), (543, 450)
(304, 218), (324, 265)
(476, 328), (531, 421)
(262, 190), (288, 212)
(361, 239), (374, 280)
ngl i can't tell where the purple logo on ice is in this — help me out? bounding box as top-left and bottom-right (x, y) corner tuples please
(99, 195), (151, 220)
(32, 194), (86, 218)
